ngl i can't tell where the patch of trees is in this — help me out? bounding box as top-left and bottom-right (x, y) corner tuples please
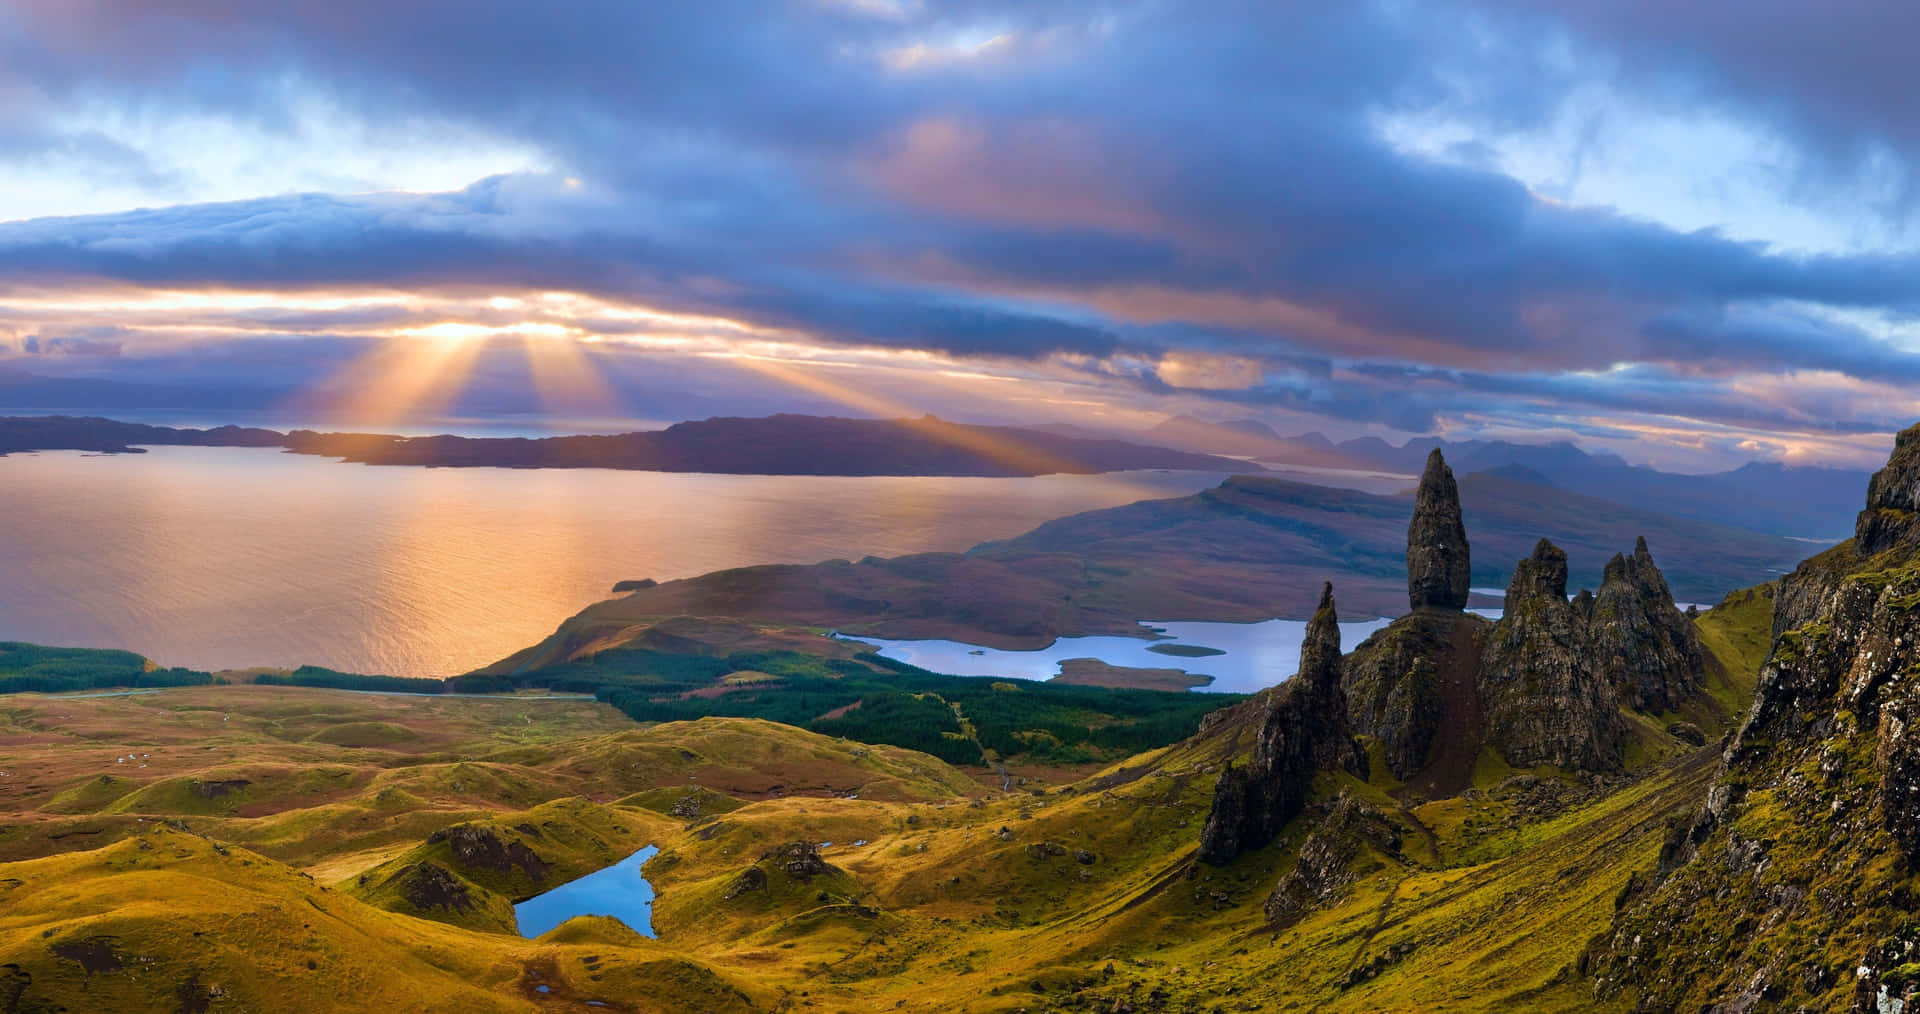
(253, 666), (449, 694)
(512, 645), (1238, 766)
(0, 642), (212, 693)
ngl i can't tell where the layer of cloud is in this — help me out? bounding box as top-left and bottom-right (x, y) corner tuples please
(0, 0), (1915, 468)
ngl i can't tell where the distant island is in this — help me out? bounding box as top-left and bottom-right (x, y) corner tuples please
(0, 414), (1254, 477)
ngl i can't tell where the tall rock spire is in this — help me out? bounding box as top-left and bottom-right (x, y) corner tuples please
(1198, 582), (1366, 865)
(1296, 582), (1343, 700)
(1407, 448), (1470, 611)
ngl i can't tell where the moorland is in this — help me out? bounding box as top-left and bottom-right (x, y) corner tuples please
(9, 430), (1920, 1011)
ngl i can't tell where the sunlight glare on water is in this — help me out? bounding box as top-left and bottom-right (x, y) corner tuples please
(0, 447), (1230, 677)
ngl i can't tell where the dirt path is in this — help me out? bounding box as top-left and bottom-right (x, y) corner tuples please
(1395, 805), (1443, 866)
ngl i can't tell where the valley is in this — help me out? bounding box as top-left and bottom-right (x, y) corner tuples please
(0, 625), (1751, 1012)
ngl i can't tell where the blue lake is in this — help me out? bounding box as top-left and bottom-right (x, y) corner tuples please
(845, 590), (1711, 695)
(847, 617), (1397, 695)
(513, 845), (659, 939)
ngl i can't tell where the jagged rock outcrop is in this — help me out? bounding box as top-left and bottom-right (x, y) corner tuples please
(1343, 611), (1487, 783)
(1570, 587), (1594, 623)
(1347, 461), (1701, 786)
(1592, 427), (1920, 1010)
(723, 842), (842, 901)
(1262, 793), (1402, 926)
(427, 824), (551, 884)
(388, 862), (477, 912)
(1198, 584), (1367, 864)
(1406, 449), (1471, 611)
(1858, 422), (1920, 555)
(763, 841), (835, 880)
(1589, 537), (1703, 713)
(1476, 539), (1624, 771)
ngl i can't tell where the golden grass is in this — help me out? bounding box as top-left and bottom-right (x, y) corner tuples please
(0, 680), (1733, 1011)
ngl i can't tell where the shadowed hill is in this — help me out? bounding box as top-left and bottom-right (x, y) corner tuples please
(487, 469), (1807, 671)
(1132, 415), (1868, 539)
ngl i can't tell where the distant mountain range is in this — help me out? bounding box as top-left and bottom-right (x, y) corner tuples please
(0, 414), (1252, 478)
(1139, 415), (1868, 539)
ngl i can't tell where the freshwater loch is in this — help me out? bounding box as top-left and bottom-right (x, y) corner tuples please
(514, 846), (660, 939)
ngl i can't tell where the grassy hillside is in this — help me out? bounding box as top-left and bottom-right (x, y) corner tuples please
(0, 590), (1780, 1012)
(482, 641), (1239, 768)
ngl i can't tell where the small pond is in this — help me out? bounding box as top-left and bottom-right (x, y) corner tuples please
(514, 845), (659, 939)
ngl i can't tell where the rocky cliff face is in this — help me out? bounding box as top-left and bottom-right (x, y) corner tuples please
(1343, 612), (1486, 784)
(1592, 424), (1920, 1010)
(1198, 583), (1367, 865)
(1477, 539), (1624, 771)
(1858, 423), (1920, 556)
(1262, 793), (1402, 927)
(1589, 537), (1704, 713)
(1407, 449), (1471, 612)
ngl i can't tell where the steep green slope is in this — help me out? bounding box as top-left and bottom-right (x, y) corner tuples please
(1593, 424), (1920, 1011)
(0, 581), (1781, 1014)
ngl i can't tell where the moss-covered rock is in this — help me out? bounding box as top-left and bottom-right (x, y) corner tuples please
(1263, 793), (1402, 926)
(1588, 537), (1705, 713)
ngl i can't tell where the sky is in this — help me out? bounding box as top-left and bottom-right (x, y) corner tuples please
(1, 1), (1918, 470)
